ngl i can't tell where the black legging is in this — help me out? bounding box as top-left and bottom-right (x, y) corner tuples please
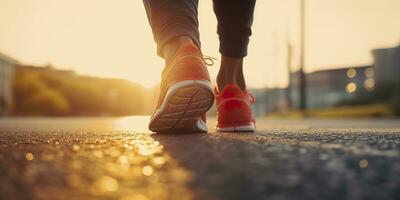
(143, 0), (256, 58)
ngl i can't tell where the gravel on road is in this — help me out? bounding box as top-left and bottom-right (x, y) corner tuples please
(1, 117), (400, 200)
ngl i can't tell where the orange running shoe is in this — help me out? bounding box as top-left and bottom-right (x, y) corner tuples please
(215, 84), (256, 132)
(149, 43), (214, 133)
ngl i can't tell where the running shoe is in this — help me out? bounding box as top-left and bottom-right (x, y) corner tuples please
(215, 83), (256, 132)
(149, 43), (214, 133)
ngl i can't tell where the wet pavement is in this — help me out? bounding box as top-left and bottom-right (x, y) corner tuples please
(0, 116), (400, 200)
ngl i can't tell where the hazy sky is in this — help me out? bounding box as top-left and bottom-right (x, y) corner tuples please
(0, 0), (399, 88)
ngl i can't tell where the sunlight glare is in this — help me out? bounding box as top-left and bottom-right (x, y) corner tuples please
(114, 116), (151, 132)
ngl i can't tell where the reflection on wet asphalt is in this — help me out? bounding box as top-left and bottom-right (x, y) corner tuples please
(0, 116), (400, 200)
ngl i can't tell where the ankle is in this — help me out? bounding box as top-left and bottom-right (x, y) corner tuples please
(163, 36), (194, 61)
(217, 56), (246, 91)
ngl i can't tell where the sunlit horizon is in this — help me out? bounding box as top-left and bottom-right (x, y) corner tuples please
(1, 0), (399, 88)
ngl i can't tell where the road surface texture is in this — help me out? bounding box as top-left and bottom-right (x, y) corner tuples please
(1, 116), (400, 200)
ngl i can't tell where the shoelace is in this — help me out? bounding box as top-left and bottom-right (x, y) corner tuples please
(247, 93), (256, 104)
(203, 55), (217, 66)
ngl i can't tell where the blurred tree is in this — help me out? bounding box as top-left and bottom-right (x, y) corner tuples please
(12, 65), (158, 116)
(13, 71), (69, 115)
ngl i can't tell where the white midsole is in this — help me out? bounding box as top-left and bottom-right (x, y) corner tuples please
(150, 80), (213, 130)
(196, 118), (208, 132)
(217, 123), (256, 132)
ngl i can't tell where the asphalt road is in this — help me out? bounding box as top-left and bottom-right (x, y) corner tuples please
(1, 116), (400, 200)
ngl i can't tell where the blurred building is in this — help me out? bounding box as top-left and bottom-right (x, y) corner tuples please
(248, 45), (400, 115)
(252, 65), (376, 115)
(0, 52), (18, 116)
(237, 87), (290, 117)
(372, 46), (400, 101)
(250, 88), (289, 116)
(290, 66), (375, 109)
(285, 45), (399, 112)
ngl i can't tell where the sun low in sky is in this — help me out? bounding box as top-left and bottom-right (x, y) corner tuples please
(0, 0), (399, 88)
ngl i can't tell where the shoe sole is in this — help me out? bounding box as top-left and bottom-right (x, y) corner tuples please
(149, 80), (214, 133)
(217, 123), (256, 132)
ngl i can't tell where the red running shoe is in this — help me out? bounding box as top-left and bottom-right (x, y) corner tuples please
(215, 84), (256, 132)
(149, 43), (214, 133)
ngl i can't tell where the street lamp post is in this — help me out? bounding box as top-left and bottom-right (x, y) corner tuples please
(299, 0), (307, 111)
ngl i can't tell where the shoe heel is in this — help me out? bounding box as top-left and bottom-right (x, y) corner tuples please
(149, 80), (214, 133)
